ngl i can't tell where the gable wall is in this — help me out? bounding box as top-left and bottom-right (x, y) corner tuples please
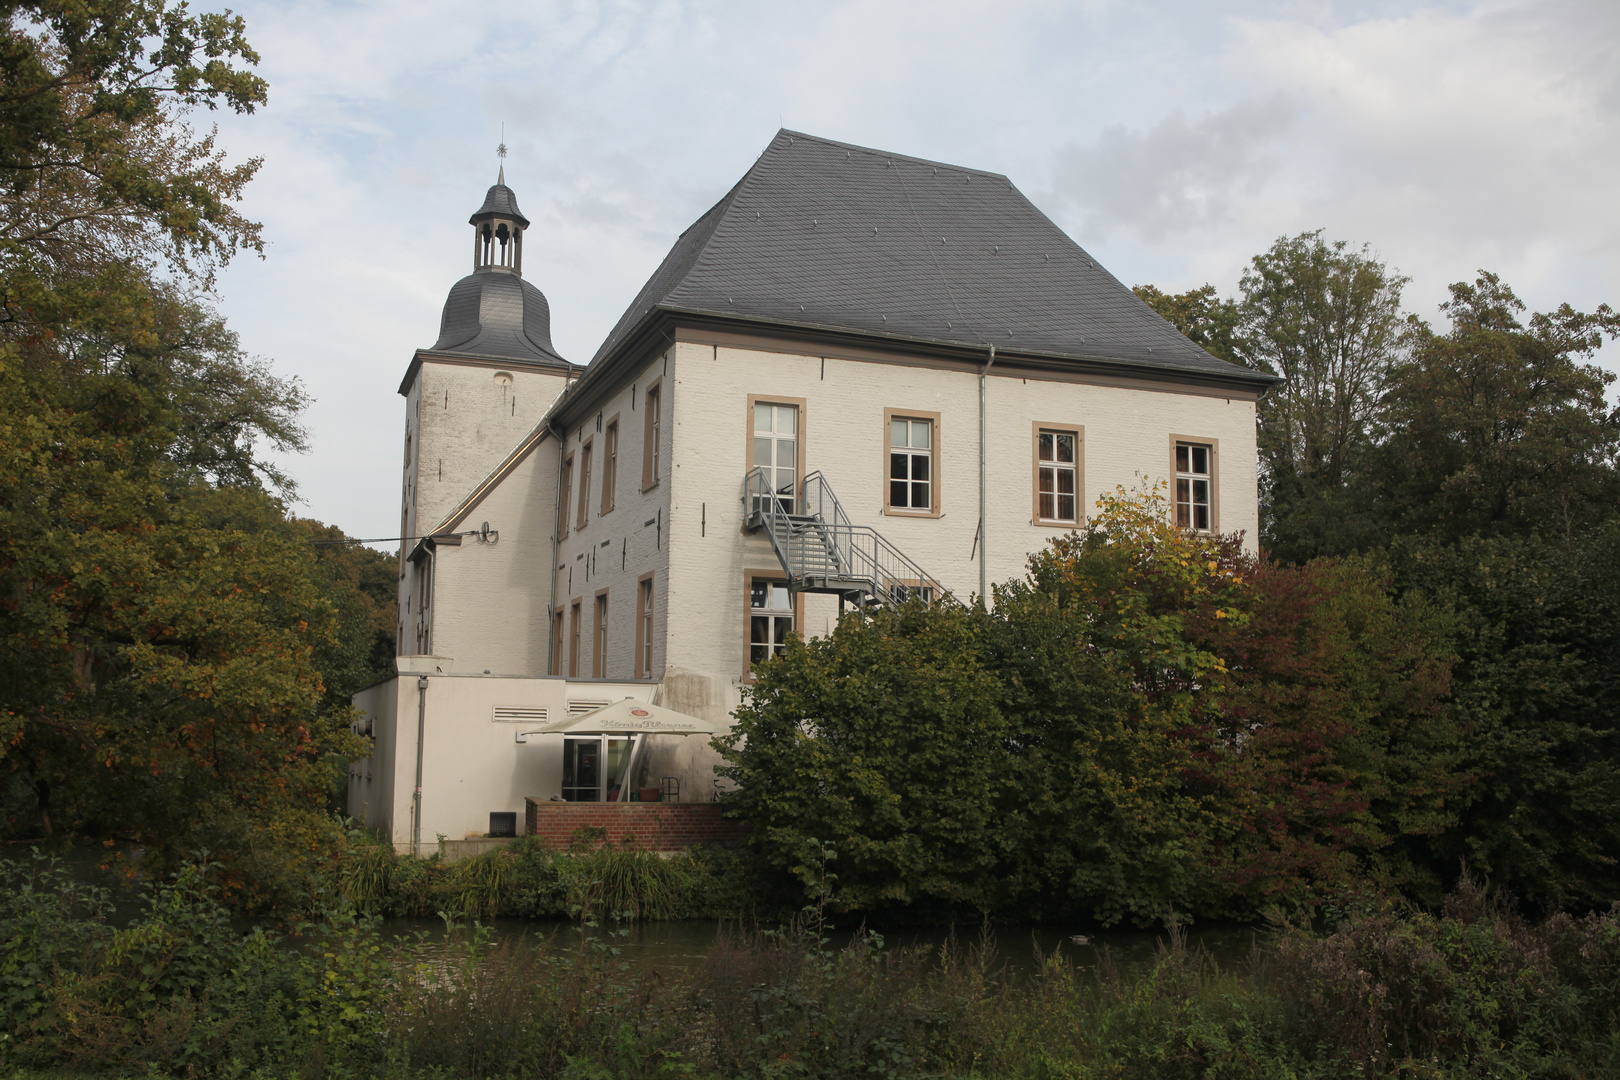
(422, 433), (559, 676)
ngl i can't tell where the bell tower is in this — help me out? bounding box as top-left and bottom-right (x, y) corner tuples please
(470, 163), (528, 274)
(396, 151), (575, 662)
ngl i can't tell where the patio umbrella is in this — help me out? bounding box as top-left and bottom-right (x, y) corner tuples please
(514, 698), (726, 802)
(513, 698), (725, 740)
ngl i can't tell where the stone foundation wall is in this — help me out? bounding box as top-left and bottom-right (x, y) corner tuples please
(525, 799), (749, 851)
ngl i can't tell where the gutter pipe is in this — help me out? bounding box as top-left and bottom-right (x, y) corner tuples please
(978, 344), (996, 605)
(546, 420), (565, 675)
(412, 674), (428, 857)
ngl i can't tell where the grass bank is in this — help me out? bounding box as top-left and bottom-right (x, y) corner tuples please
(3, 853), (1619, 1079)
(335, 831), (755, 921)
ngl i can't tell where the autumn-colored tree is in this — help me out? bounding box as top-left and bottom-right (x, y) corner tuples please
(0, 4), (379, 909)
(995, 484), (1249, 923)
(723, 488), (1462, 924)
(1185, 557), (1462, 912)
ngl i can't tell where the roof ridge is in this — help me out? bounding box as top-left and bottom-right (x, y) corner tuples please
(571, 128), (1275, 397)
(776, 128), (1009, 181)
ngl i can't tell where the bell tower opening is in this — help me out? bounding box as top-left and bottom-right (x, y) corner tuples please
(469, 162), (530, 276)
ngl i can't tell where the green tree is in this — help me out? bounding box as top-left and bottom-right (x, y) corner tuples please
(1133, 282), (1243, 366)
(1369, 272), (1620, 546)
(0, 4), (380, 908)
(0, 0), (266, 283)
(716, 600), (1010, 914)
(1388, 528), (1620, 908)
(996, 485), (1247, 924)
(298, 522), (399, 710)
(1237, 232), (1408, 561)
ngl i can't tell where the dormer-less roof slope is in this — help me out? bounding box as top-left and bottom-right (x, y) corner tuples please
(588, 130), (1271, 389)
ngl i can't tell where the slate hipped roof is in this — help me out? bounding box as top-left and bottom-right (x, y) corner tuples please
(588, 130), (1270, 389)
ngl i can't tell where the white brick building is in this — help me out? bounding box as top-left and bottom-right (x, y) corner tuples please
(348, 131), (1274, 850)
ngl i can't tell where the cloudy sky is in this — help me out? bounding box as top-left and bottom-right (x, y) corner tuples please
(202, 0), (1620, 539)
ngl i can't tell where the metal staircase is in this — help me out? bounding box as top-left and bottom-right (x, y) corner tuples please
(744, 468), (946, 608)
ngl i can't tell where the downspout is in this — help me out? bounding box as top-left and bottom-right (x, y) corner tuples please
(978, 344), (996, 605)
(412, 674), (428, 857)
(546, 420), (565, 676)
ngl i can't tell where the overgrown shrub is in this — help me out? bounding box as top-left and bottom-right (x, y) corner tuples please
(4, 856), (1618, 1079)
(721, 486), (1463, 926)
(335, 830), (752, 922)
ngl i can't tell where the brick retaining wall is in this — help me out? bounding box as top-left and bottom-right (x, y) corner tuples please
(525, 799), (749, 851)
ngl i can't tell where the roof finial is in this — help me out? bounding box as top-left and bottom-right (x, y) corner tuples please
(496, 123), (507, 185)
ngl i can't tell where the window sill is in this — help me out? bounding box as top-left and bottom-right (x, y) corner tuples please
(1033, 518), (1083, 529)
(882, 506), (941, 519)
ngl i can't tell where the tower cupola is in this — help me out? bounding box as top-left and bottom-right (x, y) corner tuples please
(428, 166), (566, 366)
(470, 165), (530, 274)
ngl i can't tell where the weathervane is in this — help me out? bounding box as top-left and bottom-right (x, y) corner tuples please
(497, 122), (507, 162)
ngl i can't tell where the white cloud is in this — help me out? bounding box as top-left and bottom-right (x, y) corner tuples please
(1050, 94), (1297, 242)
(195, 0), (1620, 537)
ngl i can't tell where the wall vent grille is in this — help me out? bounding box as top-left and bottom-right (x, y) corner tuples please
(493, 706), (547, 724)
(567, 699), (612, 716)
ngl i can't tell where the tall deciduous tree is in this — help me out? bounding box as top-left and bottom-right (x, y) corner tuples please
(1370, 273), (1620, 545)
(0, 4), (380, 909)
(1238, 232), (1408, 561)
(1387, 528), (1620, 908)
(0, 0), (265, 283)
(1133, 283), (1243, 367)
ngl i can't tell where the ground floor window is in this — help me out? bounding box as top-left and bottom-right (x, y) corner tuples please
(749, 578), (794, 666)
(551, 608), (564, 676)
(568, 601), (581, 677)
(593, 591), (609, 678)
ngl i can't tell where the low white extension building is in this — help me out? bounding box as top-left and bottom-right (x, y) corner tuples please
(348, 130), (1274, 851)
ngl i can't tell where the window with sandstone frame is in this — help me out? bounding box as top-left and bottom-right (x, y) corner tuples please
(576, 439), (593, 530)
(1170, 436), (1219, 532)
(884, 408), (940, 516)
(746, 574), (798, 676)
(635, 574), (655, 679)
(558, 453), (573, 539)
(568, 600), (582, 678)
(1032, 422), (1084, 526)
(747, 396), (806, 516)
(551, 608), (564, 676)
(600, 417), (619, 516)
(641, 381), (662, 491)
(593, 591), (609, 678)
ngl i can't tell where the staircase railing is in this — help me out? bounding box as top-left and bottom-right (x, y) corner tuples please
(744, 468), (947, 607)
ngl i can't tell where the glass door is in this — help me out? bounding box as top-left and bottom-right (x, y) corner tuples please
(562, 736), (634, 802)
(562, 738), (601, 801)
(753, 402), (798, 515)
